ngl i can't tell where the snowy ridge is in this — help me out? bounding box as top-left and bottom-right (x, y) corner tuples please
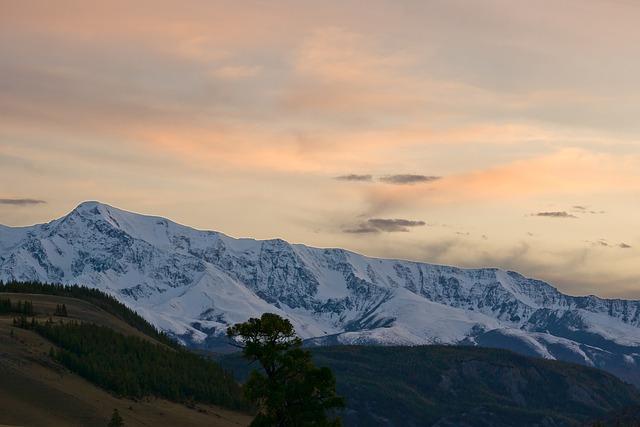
(1, 201), (640, 385)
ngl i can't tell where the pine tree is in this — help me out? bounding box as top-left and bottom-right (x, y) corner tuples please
(228, 313), (344, 426)
(107, 408), (124, 427)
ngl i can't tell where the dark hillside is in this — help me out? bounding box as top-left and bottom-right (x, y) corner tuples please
(218, 345), (640, 427)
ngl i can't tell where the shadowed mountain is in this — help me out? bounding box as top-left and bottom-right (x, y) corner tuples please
(216, 345), (640, 427)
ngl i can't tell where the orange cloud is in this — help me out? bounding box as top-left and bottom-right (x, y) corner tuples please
(213, 65), (262, 81)
(357, 147), (640, 214)
(443, 148), (639, 200)
(281, 26), (424, 113)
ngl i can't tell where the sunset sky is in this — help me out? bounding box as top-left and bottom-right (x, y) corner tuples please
(2, 0), (640, 299)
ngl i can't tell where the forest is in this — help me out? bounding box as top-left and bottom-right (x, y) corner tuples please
(2, 280), (249, 412)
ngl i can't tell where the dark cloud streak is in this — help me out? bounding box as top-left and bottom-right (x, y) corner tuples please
(531, 211), (577, 219)
(0, 198), (46, 206)
(334, 174), (373, 182)
(379, 174), (441, 185)
(345, 218), (426, 234)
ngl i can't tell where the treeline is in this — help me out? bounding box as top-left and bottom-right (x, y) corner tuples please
(0, 297), (34, 315)
(15, 317), (248, 410)
(0, 280), (178, 349)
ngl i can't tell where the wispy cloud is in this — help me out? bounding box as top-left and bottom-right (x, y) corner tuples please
(572, 205), (605, 214)
(588, 239), (632, 249)
(0, 198), (46, 206)
(531, 211), (578, 219)
(335, 174), (441, 185)
(378, 174), (441, 185)
(335, 174), (373, 182)
(592, 239), (610, 247)
(345, 218), (426, 233)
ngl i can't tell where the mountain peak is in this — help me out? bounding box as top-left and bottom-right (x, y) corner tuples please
(66, 201), (127, 230)
(76, 200), (104, 209)
(73, 200), (121, 217)
(1, 203), (640, 386)
(73, 200), (110, 213)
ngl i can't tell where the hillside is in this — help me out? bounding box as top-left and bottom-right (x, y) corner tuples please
(2, 286), (639, 426)
(1, 201), (639, 388)
(218, 345), (640, 427)
(0, 292), (252, 427)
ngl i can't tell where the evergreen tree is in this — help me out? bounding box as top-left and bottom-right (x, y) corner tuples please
(228, 313), (344, 426)
(107, 408), (124, 427)
(54, 303), (69, 317)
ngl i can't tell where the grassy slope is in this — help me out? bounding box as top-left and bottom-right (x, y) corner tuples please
(0, 293), (252, 427)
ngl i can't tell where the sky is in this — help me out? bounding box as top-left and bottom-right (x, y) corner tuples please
(2, 0), (640, 299)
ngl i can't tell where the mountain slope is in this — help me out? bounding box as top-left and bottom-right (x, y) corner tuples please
(218, 345), (640, 427)
(1, 201), (639, 386)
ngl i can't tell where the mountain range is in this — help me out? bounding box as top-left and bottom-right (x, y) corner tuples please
(1, 201), (639, 386)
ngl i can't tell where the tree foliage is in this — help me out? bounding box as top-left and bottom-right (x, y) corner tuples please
(0, 297), (34, 315)
(228, 313), (344, 426)
(107, 408), (124, 427)
(13, 314), (248, 411)
(54, 303), (68, 317)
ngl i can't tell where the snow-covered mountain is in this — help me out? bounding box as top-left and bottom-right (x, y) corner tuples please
(1, 201), (639, 385)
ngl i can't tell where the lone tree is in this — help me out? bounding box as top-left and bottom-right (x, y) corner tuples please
(228, 313), (344, 426)
(107, 408), (124, 427)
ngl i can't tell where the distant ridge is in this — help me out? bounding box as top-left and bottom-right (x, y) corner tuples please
(218, 344), (640, 426)
(1, 201), (639, 386)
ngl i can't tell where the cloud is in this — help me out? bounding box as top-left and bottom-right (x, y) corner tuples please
(335, 173), (442, 185)
(587, 240), (632, 249)
(378, 174), (441, 185)
(531, 211), (577, 219)
(572, 205), (605, 214)
(0, 198), (46, 206)
(335, 174), (373, 182)
(282, 26), (423, 114)
(345, 218), (426, 234)
(213, 65), (261, 81)
(434, 148), (640, 204)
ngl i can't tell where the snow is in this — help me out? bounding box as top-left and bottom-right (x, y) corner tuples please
(307, 264), (349, 300)
(572, 310), (640, 347)
(1, 200), (639, 376)
(0, 224), (29, 253)
(495, 269), (539, 310)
